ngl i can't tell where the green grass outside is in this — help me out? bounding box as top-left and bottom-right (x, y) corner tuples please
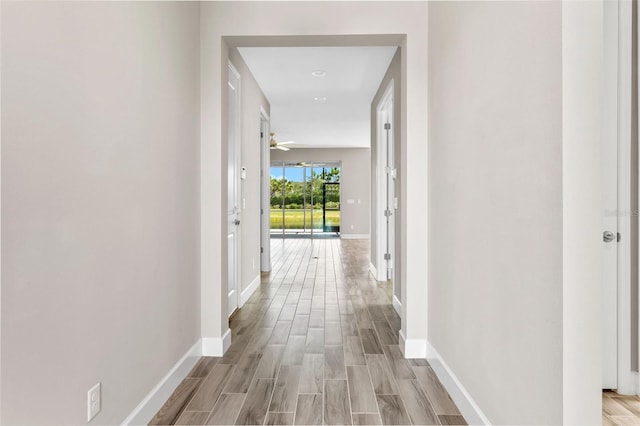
(270, 209), (340, 230)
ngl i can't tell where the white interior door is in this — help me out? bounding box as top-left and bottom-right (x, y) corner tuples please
(260, 109), (271, 272)
(376, 81), (395, 284)
(228, 62), (241, 317)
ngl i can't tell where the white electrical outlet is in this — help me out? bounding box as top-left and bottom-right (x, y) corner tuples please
(87, 382), (101, 422)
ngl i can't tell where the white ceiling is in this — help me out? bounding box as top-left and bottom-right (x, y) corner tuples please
(237, 46), (397, 148)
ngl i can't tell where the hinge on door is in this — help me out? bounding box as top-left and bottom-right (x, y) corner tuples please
(384, 209), (392, 217)
(384, 253), (391, 260)
(261, 247), (264, 253)
(618, 232), (622, 242)
(261, 131), (264, 138)
(384, 123), (391, 130)
(261, 208), (263, 215)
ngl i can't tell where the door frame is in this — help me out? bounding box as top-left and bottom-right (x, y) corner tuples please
(603, 0), (638, 395)
(227, 61), (241, 318)
(260, 106), (271, 272)
(375, 79), (395, 286)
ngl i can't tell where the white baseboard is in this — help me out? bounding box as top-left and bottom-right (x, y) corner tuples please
(427, 342), (491, 425)
(121, 340), (202, 425)
(392, 295), (401, 315)
(401, 331), (427, 359)
(369, 262), (378, 278)
(340, 234), (369, 240)
(202, 328), (232, 356)
(240, 274), (260, 307)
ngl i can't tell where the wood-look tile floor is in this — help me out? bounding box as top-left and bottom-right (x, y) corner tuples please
(603, 391), (640, 425)
(150, 239), (466, 425)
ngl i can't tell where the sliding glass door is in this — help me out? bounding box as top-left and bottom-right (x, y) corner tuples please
(270, 161), (341, 238)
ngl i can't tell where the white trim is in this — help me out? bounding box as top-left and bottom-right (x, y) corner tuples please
(121, 340), (202, 426)
(426, 342), (491, 425)
(340, 234), (369, 240)
(392, 294), (401, 315)
(202, 329), (232, 356)
(401, 334), (426, 359)
(368, 262), (377, 279)
(240, 274), (260, 308)
(615, 0), (637, 395)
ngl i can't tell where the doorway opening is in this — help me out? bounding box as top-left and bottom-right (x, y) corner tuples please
(269, 161), (341, 239)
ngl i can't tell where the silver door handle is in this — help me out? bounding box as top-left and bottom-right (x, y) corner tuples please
(603, 231), (617, 243)
(234, 219), (241, 226)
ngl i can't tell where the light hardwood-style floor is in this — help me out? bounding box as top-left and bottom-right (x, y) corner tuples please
(603, 391), (640, 425)
(150, 239), (466, 425)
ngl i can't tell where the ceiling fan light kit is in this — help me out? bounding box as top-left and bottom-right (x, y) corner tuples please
(270, 132), (294, 151)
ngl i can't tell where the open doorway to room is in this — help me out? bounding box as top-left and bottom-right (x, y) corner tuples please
(269, 161), (341, 239)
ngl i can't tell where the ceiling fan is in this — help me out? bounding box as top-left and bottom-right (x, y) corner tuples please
(270, 132), (294, 151)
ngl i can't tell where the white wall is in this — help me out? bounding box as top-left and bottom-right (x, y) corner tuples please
(228, 49), (270, 294)
(200, 1), (428, 352)
(1, 2), (201, 424)
(427, 2), (563, 424)
(562, 1), (603, 423)
(271, 148), (370, 237)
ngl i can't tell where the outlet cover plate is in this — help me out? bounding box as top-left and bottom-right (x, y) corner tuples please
(87, 382), (101, 422)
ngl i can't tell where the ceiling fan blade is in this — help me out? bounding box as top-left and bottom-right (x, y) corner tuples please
(277, 145), (290, 151)
(278, 141), (294, 145)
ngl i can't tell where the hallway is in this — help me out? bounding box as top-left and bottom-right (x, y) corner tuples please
(149, 239), (465, 425)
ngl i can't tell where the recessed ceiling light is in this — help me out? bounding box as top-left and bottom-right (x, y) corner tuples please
(314, 96), (327, 102)
(311, 70), (327, 77)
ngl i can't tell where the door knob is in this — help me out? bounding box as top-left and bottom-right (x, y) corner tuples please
(234, 219), (241, 226)
(603, 231), (617, 243)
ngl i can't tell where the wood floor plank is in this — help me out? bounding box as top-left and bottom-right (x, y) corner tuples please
(324, 346), (346, 380)
(270, 321), (292, 344)
(306, 327), (325, 354)
(281, 335), (306, 365)
(344, 336), (366, 366)
(222, 352), (262, 394)
(297, 299), (312, 314)
(324, 380), (352, 425)
(360, 328), (384, 354)
(265, 412), (294, 425)
(325, 321), (343, 345)
(373, 320), (397, 345)
(413, 366), (460, 415)
(299, 353), (324, 394)
(185, 364), (234, 412)
(309, 309), (325, 328)
(235, 378), (276, 425)
(397, 379), (439, 425)
(439, 414), (468, 425)
(295, 394), (323, 425)
(347, 365), (378, 413)
(175, 411), (210, 425)
(187, 357), (220, 378)
(149, 378), (201, 425)
(291, 315), (310, 335)
(376, 395), (411, 425)
(206, 393), (245, 425)
(269, 365), (301, 412)
(341, 316), (360, 338)
(383, 345), (416, 380)
(352, 413), (382, 425)
(366, 354), (398, 395)
(254, 345), (285, 379)
(219, 333), (251, 365)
